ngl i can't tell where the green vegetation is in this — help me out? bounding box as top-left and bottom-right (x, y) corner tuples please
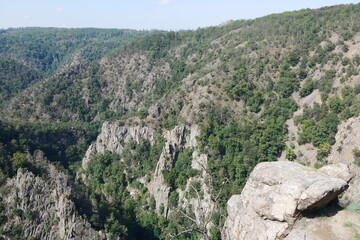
(197, 101), (293, 208)
(0, 28), (156, 75)
(276, 64), (300, 98)
(352, 148), (360, 165)
(356, 233), (360, 240)
(0, 120), (100, 175)
(162, 147), (199, 190)
(296, 83), (360, 159)
(80, 137), (166, 239)
(299, 78), (315, 97)
(345, 201), (360, 213)
(1, 3), (360, 239)
(224, 65), (263, 112)
(285, 144), (297, 161)
(0, 58), (43, 103)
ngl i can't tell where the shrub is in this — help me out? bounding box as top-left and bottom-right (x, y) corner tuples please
(317, 143), (331, 160)
(299, 79), (315, 97)
(168, 191), (179, 209)
(285, 146), (296, 161)
(352, 148), (360, 165)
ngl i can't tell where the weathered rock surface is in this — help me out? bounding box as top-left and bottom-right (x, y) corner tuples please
(147, 125), (188, 213)
(327, 116), (360, 205)
(222, 161), (350, 240)
(81, 122), (157, 170)
(284, 230), (315, 240)
(288, 207), (360, 240)
(80, 121), (214, 222)
(319, 163), (353, 182)
(0, 153), (106, 240)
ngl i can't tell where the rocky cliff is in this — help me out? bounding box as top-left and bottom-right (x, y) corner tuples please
(0, 4), (360, 239)
(0, 152), (106, 240)
(80, 121), (216, 237)
(81, 122), (157, 171)
(222, 161), (352, 240)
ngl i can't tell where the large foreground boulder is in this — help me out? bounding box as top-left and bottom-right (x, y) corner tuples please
(222, 161), (351, 240)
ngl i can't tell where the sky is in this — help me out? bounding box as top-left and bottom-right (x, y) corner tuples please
(0, 0), (359, 30)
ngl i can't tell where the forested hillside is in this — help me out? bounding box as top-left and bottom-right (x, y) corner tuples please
(0, 3), (360, 239)
(0, 28), (156, 74)
(0, 28), (156, 110)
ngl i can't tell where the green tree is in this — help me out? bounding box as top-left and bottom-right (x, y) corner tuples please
(10, 152), (28, 173)
(328, 96), (344, 114)
(299, 79), (315, 97)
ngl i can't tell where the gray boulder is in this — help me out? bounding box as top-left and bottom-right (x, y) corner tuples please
(222, 161), (350, 240)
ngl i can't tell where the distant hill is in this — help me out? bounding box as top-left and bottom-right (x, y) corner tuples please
(0, 3), (360, 240)
(0, 27), (159, 75)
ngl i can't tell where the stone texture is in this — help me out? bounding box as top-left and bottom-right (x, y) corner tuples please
(147, 124), (214, 218)
(319, 163), (353, 182)
(288, 208), (360, 240)
(222, 161), (350, 240)
(81, 121), (157, 170)
(284, 230), (315, 240)
(147, 125), (187, 213)
(80, 121), (213, 222)
(1, 153), (107, 240)
(327, 116), (360, 206)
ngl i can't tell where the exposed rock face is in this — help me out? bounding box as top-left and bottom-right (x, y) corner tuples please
(81, 122), (213, 220)
(177, 127), (216, 236)
(319, 163), (353, 182)
(222, 161), (350, 240)
(327, 116), (360, 205)
(0, 155), (105, 240)
(328, 116), (360, 166)
(147, 125), (188, 213)
(81, 121), (157, 170)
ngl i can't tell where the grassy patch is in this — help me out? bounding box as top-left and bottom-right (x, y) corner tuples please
(343, 221), (354, 228)
(346, 202), (360, 213)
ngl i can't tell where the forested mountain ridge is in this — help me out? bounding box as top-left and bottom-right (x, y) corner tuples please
(0, 3), (360, 239)
(0, 27), (157, 75)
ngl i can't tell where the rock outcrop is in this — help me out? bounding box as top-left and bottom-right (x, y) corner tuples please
(147, 125), (188, 213)
(222, 161), (351, 240)
(327, 116), (360, 205)
(80, 122), (212, 215)
(0, 153), (106, 240)
(81, 122), (157, 170)
(80, 121), (216, 231)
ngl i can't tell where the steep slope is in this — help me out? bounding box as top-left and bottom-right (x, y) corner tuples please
(0, 3), (360, 240)
(0, 27), (156, 75)
(0, 57), (43, 103)
(0, 152), (107, 240)
(3, 4), (360, 124)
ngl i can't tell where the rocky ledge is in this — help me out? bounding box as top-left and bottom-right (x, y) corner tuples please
(222, 161), (352, 240)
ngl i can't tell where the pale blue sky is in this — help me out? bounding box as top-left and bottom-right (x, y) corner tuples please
(0, 0), (359, 30)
